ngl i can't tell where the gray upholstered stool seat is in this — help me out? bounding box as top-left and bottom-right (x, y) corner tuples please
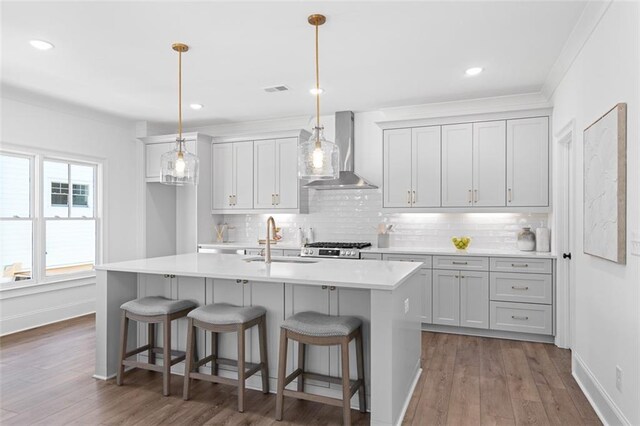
(120, 296), (197, 316)
(187, 303), (266, 325)
(281, 311), (362, 337)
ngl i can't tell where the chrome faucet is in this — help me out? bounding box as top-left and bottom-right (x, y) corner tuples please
(265, 216), (277, 264)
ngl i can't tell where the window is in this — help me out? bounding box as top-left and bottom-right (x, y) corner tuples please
(51, 182), (69, 206)
(0, 151), (100, 286)
(73, 184), (89, 207)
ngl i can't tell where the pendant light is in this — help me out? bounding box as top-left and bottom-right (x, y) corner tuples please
(298, 14), (340, 180)
(160, 43), (199, 185)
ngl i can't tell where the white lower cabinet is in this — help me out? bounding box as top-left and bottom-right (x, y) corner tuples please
(490, 301), (552, 335)
(460, 271), (489, 329)
(420, 269), (433, 324)
(432, 270), (460, 326)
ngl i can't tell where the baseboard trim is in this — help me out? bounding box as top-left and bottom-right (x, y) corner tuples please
(396, 365), (422, 426)
(572, 352), (631, 426)
(423, 323), (555, 343)
(0, 299), (95, 336)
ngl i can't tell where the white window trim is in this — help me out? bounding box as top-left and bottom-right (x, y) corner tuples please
(0, 145), (104, 293)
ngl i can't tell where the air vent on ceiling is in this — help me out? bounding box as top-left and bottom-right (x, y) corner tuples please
(263, 85), (290, 93)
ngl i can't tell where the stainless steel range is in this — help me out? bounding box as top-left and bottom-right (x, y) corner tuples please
(300, 242), (372, 259)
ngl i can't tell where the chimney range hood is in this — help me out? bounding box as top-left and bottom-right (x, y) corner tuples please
(304, 111), (378, 190)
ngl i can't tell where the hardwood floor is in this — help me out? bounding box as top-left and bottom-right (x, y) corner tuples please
(0, 315), (599, 425)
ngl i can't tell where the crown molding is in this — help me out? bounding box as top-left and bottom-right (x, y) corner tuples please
(541, 0), (613, 99)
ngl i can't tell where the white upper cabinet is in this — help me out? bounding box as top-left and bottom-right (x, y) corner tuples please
(473, 121), (506, 207)
(383, 128), (413, 207)
(442, 123), (473, 207)
(212, 141), (253, 210)
(275, 138), (299, 209)
(254, 139), (277, 209)
(506, 117), (549, 207)
(212, 143), (234, 210)
(412, 126), (441, 207)
(254, 138), (300, 210)
(383, 127), (440, 208)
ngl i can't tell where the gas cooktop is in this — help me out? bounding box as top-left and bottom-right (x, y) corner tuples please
(301, 242), (372, 259)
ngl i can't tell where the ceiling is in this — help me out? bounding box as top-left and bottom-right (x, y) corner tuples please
(1, 1), (587, 125)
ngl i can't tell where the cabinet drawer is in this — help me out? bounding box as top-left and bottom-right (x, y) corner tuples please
(490, 257), (552, 274)
(490, 272), (552, 304)
(382, 254), (432, 268)
(361, 253), (383, 261)
(433, 256), (488, 271)
(490, 301), (552, 335)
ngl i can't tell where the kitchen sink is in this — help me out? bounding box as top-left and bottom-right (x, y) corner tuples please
(244, 257), (319, 264)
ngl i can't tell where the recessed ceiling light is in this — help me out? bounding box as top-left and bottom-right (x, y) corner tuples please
(465, 67), (483, 76)
(309, 87), (324, 95)
(29, 40), (54, 50)
(189, 103), (203, 110)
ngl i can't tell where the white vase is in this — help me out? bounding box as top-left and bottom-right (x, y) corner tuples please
(517, 227), (536, 251)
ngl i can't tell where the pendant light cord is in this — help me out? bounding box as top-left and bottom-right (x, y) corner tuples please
(315, 21), (321, 146)
(178, 49), (183, 148)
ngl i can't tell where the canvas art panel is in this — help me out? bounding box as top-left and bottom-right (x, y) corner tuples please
(583, 103), (627, 264)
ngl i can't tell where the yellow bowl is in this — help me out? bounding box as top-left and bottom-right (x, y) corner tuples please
(451, 236), (471, 250)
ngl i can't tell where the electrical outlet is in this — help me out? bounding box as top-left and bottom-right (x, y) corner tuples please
(616, 366), (623, 392)
(404, 298), (410, 314)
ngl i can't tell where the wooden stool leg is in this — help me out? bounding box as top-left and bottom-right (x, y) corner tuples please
(341, 337), (352, 425)
(183, 318), (195, 401)
(275, 328), (288, 421)
(258, 315), (269, 394)
(355, 329), (366, 413)
(116, 311), (128, 386)
(148, 323), (156, 365)
(297, 342), (306, 392)
(211, 331), (218, 376)
(237, 324), (246, 413)
(162, 316), (171, 396)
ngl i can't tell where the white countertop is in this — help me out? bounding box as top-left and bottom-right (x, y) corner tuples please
(96, 253), (422, 291)
(198, 242), (557, 259)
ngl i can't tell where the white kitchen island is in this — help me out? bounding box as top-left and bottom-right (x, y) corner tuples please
(95, 253), (423, 425)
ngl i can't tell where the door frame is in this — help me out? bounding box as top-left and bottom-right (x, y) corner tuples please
(553, 119), (575, 349)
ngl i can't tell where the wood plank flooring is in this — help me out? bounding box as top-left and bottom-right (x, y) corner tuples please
(0, 315), (599, 425)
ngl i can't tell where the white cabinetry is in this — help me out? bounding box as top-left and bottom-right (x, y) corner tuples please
(382, 113), (550, 212)
(506, 117), (549, 207)
(383, 126), (440, 208)
(472, 121), (506, 206)
(432, 270), (460, 326)
(382, 254), (432, 323)
(212, 141), (253, 210)
(460, 271), (489, 329)
(212, 130), (310, 214)
(442, 123), (473, 207)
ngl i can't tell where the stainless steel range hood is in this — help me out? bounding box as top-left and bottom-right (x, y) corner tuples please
(304, 111), (378, 190)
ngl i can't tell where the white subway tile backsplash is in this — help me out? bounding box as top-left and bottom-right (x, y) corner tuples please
(221, 190), (548, 250)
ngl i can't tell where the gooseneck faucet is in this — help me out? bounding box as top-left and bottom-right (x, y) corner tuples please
(265, 216), (277, 264)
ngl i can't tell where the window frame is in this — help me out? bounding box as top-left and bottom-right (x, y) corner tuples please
(0, 151), (36, 285)
(0, 148), (102, 290)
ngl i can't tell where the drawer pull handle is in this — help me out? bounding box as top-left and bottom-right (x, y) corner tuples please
(452, 261), (468, 265)
(511, 286), (529, 290)
(511, 263), (529, 268)
(511, 315), (529, 321)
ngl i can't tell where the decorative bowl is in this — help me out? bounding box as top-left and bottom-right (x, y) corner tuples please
(451, 236), (471, 251)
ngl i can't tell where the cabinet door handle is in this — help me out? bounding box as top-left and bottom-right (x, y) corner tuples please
(412, 190), (416, 204)
(511, 315), (529, 321)
(229, 195), (233, 206)
(276, 193), (280, 205)
(407, 190), (411, 205)
(511, 286), (529, 290)
(474, 189), (478, 203)
(321, 285), (328, 290)
(329, 286), (336, 291)
(271, 194), (275, 205)
(508, 188), (512, 203)
(233, 195), (237, 206)
(460, 275), (465, 279)
(452, 261), (468, 265)
(468, 189), (472, 203)
(454, 275), (459, 278)
(511, 263), (529, 268)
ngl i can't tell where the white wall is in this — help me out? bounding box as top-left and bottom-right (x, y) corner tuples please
(551, 2), (639, 424)
(0, 87), (140, 335)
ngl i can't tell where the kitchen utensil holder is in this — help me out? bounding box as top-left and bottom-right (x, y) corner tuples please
(377, 234), (390, 248)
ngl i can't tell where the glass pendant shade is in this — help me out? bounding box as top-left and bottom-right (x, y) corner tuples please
(160, 140), (199, 185)
(298, 126), (340, 180)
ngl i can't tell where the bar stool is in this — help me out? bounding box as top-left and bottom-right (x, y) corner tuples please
(116, 296), (197, 396)
(275, 311), (366, 425)
(182, 303), (269, 413)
